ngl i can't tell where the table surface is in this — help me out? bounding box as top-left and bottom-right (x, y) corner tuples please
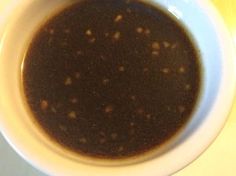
(0, 1), (236, 176)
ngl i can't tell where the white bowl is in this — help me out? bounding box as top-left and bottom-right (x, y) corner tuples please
(0, 0), (235, 176)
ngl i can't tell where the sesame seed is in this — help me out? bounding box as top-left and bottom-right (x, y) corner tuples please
(104, 105), (114, 113)
(163, 41), (171, 48)
(103, 78), (110, 85)
(99, 138), (106, 144)
(89, 37), (96, 43)
(118, 66), (125, 72)
(118, 146), (124, 151)
(167, 106), (171, 111)
(143, 67), (149, 72)
(161, 68), (170, 74)
(64, 29), (70, 34)
(75, 72), (80, 79)
(144, 28), (151, 35)
(64, 77), (72, 85)
(59, 125), (67, 132)
(99, 131), (105, 136)
(79, 137), (87, 144)
(130, 95), (136, 101)
(114, 15), (123, 22)
(100, 55), (106, 60)
(152, 42), (160, 50)
(51, 107), (57, 113)
(68, 111), (77, 119)
(136, 27), (144, 34)
(76, 50), (82, 56)
(136, 108), (144, 115)
(40, 100), (48, 110)
(130, 122), (135, 126)
(111, 133), (118, 140)
(49, 29), (54, 35)
(70, 98), (78, 104)
(179, 66), (185, 73)
(185, 84), (191, 90)
(152, 51), (159, 56)
(146, 114), (151, 120)
(126, 8), (132, 13)
(171, 43), (178, 49)
(104, 32), (109, 37)
(113, 31), (121, 40)
(85, 29), (92, 36)
(178, 106), (186, 113)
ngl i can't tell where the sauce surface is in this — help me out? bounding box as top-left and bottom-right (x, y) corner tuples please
(22, 0), (201, 158)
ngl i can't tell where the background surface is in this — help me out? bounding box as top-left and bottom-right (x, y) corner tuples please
(0, 1), (236, 175)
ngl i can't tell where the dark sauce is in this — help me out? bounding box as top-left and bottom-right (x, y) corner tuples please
(22, 0), (201, 159)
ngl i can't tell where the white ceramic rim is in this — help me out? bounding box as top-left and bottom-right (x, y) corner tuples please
(0, 0), (236, 176)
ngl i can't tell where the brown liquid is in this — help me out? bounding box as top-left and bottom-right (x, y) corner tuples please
(22, 0), (201, 159)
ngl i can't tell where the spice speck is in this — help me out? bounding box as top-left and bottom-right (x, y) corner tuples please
(40, 100), (48, 111)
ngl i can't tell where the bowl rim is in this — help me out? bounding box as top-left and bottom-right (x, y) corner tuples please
(0, 0), (236, 176)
